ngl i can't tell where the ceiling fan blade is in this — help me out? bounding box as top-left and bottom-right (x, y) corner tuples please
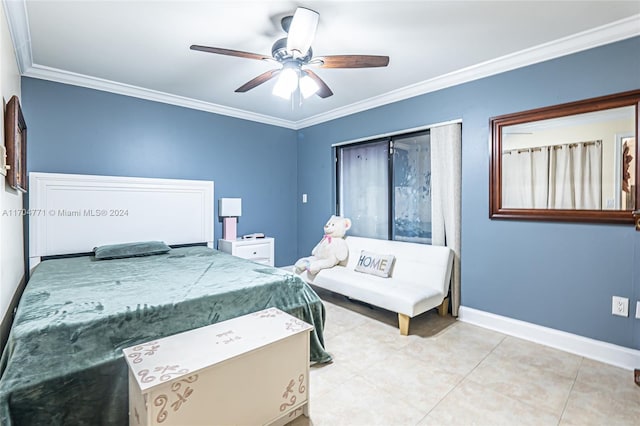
(235, 69), (281, 93)
(190, 45), (271, 61)
(304, 70), (333, 98)
(316, 55), (390, 68)
(286, 7), (319, 57)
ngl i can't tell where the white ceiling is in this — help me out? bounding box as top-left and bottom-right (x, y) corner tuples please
(4, 1), (640, 129)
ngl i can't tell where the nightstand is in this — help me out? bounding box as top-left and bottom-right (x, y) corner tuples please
(218, 237), (275, 266)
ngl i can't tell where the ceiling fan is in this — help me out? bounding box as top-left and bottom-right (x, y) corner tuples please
(190, 7), (389, 99)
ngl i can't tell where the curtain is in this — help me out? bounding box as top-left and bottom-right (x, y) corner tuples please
(548, 145), (573, 209)
(340, 141), (389, 239)
(572, 142), (602, 209)
(548, 141), (601, 209)
(502, 148), (549, 208)
(431, 123), (462, 316)
(503, 141), (601, 210)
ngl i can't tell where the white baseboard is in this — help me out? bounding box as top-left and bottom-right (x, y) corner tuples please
(458, 306), (640, 371)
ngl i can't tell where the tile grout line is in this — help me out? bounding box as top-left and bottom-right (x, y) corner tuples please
(557, 356), (584, 425)
(464, 332), (508, 376)
(413, 332), (508, 425)
(446, 333), (576, 423)
(463, 335), (579, 422)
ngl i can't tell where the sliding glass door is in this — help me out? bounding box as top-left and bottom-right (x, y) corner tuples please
(337, 130), (432, 243)
(338, 140), (389, 239)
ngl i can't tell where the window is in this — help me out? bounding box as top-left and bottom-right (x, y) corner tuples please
(336, 131), (432, 243)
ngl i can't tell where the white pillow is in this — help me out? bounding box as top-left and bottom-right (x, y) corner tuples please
(354, 250), (395, 278)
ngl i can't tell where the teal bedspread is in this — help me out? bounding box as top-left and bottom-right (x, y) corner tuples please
(0, 246), (331, 425)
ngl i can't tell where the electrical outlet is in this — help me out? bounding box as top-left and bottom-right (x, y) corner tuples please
(612, 296), (629, 317)
(302, 194), (308, 203)
(636, 301), (640, 319)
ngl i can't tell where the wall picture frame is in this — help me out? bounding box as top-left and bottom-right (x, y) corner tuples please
(4, 95), (27, 192)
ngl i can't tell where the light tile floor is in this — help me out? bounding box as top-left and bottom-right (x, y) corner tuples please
(289, 289), (640, 426)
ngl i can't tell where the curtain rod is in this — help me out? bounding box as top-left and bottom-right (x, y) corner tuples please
(503, 139), (601, 154)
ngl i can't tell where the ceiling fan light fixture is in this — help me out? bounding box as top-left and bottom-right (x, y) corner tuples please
(272, 67), (299, 99)
(191, 7), (388, 100)
(299, 74), (319, 98)
(286, 7), (319, 57)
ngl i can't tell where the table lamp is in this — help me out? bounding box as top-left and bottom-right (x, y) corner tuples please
(219, 198), (242, 240)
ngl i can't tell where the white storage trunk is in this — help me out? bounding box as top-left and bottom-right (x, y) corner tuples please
(123, 308), (313, 426)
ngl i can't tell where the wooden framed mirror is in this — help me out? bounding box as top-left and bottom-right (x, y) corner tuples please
(490, 89), (640, 224)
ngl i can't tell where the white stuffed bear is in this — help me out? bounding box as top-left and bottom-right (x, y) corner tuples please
(295, 215), (351, 275)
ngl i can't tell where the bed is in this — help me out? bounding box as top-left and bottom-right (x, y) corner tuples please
(0, 173), (331, 425)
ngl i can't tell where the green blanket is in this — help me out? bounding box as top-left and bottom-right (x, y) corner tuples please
(0, 246), (331, 425)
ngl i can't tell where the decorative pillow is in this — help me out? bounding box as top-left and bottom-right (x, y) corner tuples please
(354, 250), (395, 278)
(94, 241), (171, 260)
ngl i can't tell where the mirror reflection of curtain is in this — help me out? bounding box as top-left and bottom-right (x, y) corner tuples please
(547, 145), (573, 209)
(502, 148), (549, 208)
(340, 141), (389, 239)
(574, 142), (602, 209)
(502, 141), (601, 210)
(548, 142), (602, 209)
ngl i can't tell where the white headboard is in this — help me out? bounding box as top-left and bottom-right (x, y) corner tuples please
(29, 173), (214, 269)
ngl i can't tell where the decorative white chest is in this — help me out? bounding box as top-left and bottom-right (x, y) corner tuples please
(123, 308), (313, 426)
(218, 237), (275, 266)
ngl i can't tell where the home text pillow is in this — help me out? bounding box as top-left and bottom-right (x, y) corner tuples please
(94, 241), (171, 260)
(354, 250), (395, 278)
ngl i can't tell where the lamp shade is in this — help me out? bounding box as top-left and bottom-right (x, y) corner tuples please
(273, 67), (298, 99)
(299, 74), (319, 98)
(219, 198), (242, 217)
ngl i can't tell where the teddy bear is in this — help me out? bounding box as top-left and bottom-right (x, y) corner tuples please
(294, 215), (351, 275)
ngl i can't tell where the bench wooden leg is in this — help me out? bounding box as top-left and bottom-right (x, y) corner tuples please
(398, 313), (410, 336)
(438, 297), (449, 317)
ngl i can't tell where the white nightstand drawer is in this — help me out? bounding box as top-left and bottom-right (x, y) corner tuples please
(218, 238), (275, 267)
(235, 242), (271, 259)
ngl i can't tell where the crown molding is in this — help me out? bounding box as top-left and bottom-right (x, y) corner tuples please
(4, 0), (639, 131)
(22, 64), (297, 129)
(293, 14), (640, 129)
(2, 0), (32, 74)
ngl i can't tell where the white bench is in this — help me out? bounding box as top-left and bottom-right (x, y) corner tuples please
(296, 236), (453, 335)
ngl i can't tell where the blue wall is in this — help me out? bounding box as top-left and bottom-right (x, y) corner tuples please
(22, 78), (298, 266)
(297, 37), (640, 349)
